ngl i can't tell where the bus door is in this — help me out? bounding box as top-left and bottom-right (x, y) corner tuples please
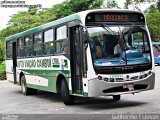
(70, 26), (83, 94)
(12, 40), (17, 84)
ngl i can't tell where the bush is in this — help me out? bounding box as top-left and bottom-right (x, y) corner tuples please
(0, 72), (6, 80)
(0, 43), (5, 62)
(0, 61), (6, 80)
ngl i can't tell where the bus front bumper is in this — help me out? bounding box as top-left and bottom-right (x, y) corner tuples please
(88, 73), (155, 97)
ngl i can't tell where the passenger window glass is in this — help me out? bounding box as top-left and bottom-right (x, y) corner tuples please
(56, 41), (67, 53)
(56, 25), (68, 54)
(132, 32), (150, 52)
(6, 41), (12, 59)
(34, 32), (42, 56)
(25, 35), (33, 57)
(17, 38), (25, 58)
(56, 25), (67, 40)
(44, 29), (54, 55)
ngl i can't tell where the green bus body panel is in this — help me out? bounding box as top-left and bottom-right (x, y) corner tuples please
(20, 69), (70, 93)
(19, 69), (88, 96)
(27, 77), (70, 93)
(83, 92), (88, 97)
(5, 14), (81, 41)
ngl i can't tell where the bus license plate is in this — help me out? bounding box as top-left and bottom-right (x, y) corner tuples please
(123, 83), (134, 91)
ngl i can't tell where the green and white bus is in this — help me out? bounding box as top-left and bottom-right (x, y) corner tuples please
(5, 9), (155, 105)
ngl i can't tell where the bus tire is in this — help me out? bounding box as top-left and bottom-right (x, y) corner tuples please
(61, 79), (75, 105)
(21, 75), (37, 95)
(113, 95), (121, 101)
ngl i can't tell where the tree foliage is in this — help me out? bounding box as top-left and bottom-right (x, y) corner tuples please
(147, 12), (160, 42)
(145, 3), (160, 13)
(123, 0), (160, 42)
(124, 0), (132, 9)
(0, 0), (103, 42)
(124, 0), (146, 11)
(102, 0), (120, 9)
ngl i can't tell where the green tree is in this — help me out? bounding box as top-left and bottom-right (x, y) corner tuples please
(157, 1), (160, 12)
(0, 0), (104, 42)
(147, 12), (160, 42)
(8, 8), (42, 31)
(145, 3), (160, 13)
(145, 4), (157, 13)
(124, 0), (160, 11)
(123, 0), (150, 11)
(102, 0), (120, 9)
(124, 0), (131, 9)
(53, 0), (103, 19)
(0, 8), (43, 42)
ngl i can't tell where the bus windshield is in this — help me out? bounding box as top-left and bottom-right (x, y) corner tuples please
(88, 25), (151, 67)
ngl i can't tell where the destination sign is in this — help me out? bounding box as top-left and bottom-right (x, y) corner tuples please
(103, 14), (128, 21)
(86, 12), (145, 23)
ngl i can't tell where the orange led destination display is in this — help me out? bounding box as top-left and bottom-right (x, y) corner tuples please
(86, 12), (145, 23)
(103, 14), (128, 21)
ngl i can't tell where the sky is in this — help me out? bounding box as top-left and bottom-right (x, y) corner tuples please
(0, 0), (154, 31)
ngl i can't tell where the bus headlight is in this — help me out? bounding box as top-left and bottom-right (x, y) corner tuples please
(148, 71), (151, 75)
(98, 76), (102, 80)
(104, 78), (108, 82)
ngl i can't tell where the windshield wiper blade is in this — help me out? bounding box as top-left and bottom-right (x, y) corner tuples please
(101, 24), (114, 34)
(128, 23), (135, 35)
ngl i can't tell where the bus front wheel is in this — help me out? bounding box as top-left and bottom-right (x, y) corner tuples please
(21, 75), (37, 95)
(113, 95), (121, 101)
(61, 80), (75, 105)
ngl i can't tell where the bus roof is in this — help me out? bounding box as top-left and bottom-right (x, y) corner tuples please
(5, 14), (81, 41)
(5, 9), (145, 41)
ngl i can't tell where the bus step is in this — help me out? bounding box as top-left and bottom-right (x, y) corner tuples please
(72, 93), (83, 97)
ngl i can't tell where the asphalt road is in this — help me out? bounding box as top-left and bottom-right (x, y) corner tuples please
(0, 66), (160, 115)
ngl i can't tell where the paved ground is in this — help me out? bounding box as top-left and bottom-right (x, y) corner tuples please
(0, 66), (160, 115)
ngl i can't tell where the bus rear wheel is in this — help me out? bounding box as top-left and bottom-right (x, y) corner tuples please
(113, 95), (121, 101)
(61, 79), (75, 105)
(21, 75), (37, 95)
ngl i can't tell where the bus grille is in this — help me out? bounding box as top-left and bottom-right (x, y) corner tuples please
(103, 84), (148, 93)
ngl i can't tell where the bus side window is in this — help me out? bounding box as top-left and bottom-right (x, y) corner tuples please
(34, 32), (43, 56)
(44, 29), (54, 55)
(17, 37), (25, 58)
(25, 35), (33, 57)
(6, 40), (12, 59)
(56, 25), (68, 54)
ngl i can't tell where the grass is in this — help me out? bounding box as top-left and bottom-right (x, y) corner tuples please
(0, 61), (6, 80)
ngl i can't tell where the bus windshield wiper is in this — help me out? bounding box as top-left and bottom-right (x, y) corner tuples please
(128, 23), (135, 37)
(101, 24), (113, 33)
(118, 27), (128, 65)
